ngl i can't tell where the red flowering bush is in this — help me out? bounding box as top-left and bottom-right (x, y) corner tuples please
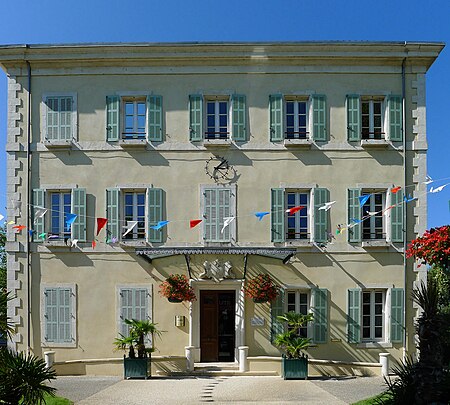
(159, 274), (197, 302)
(406, 225), (450, 270)
(243, 274), (279, 303)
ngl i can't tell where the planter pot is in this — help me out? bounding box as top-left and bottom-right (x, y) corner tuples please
(123, 356), (151, 379)
(168, 297), (183, 303)
(252, 297), (268, 303)
(281, 355), (308, 380)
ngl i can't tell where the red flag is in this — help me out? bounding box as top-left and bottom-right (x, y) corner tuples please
(92, 240), (97, 249)
(190, 219), (202, 229)
(96, 218), (108, 236)
(286, 206), (305, 214)
(391, 186), (401, 194)
(12, 225), (26, 231)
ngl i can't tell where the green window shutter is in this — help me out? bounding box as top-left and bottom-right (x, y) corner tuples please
(189, 94), (203, 141)
(44, 287), (72, 343)
(269, 94), (283, 141)
(271, 188), (285, 242)
(203, 188), (231, 242)
(147, 95), (163, 142)
(59, 288), (72, 342)
(33, 189), (45, 242)
(232, 94), (247, 142)
(348, 188), (362, 243)
(44, 288), (57, 342)
(347, 288), (361, 343)
(314, 188), (329, 243)
(106, 95), (120, 141)
(389, 95), (403, 142)
(390, 288), (404, 343)
(203, 189), (214, 242)
(148, 188), (164, 243)
(119, 288), (149, 337)
(271, 288), (285, 343)
(312, 288), (328, 344)
(347, 95), (361, 141)
(71, 188), (86, 242)
(312, 95), (327, 141)
(106, 188), (120, 242)
(391, 189), (404, 243)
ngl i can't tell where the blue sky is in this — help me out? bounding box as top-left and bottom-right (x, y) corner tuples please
(0, 0), (449, 230)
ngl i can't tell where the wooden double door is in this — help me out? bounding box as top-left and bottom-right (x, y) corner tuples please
(200, 290), (236, 362)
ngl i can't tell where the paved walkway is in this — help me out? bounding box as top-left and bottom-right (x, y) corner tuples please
(51, 375), (386, 404)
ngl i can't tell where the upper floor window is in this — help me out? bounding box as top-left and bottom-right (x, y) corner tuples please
(347, 94), (402, 142)
(189, 94), (247, 142)
(286, 192), (309, 240)
(50, 192), (72, 239)
(123, 192), (146, 240)
(269, 94), (327, 143)
(106, 95), (163, 142)
(361, 192), (385, 240)
(42, 94), (77, 142)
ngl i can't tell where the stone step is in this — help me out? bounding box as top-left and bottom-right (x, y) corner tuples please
(156, 369), (278, 377)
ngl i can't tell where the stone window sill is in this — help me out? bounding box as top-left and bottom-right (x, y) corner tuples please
(43, 140), (74, 150)
(362, 240), (390, 248)
(360, 139), (390, 148)
(356, 342), (393, 349)
(203, 139), (231, 148)
(119, 139), (148, 148)
(283, 139), (312, 148)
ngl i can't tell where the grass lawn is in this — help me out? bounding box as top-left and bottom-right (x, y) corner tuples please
(44, 392), (73, 405)
(352, 392), (390, 405)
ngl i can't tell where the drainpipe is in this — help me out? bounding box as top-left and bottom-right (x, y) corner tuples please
(26, 54), (32, 354)
(401, 55), (407, 362)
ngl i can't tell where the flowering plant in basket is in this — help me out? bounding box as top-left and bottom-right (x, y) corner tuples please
(159, 274), (197, 303)
(243, 274), (279, 303)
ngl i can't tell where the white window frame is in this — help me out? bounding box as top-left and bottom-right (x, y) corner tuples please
(122, 190), (146, 241)
(204, 96), (230, 140)
(284, 96), (310, 140)
(285, 289), (312, 338)
(48, 190), (72, 240)
(361, 289), (386, 343)
(116, 285), (152, 344)
(361, 96), (386, 140)
(41, 92), (78, 142)
(121, 96), (147, 140)
(200, 184), (236, 244)
(40, 283), (77, 348)
(361, 191), (386, 241)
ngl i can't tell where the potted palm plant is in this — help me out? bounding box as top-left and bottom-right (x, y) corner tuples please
(159, 274), (197, 303)
(114, 318), (162, 379)
(274, 312), (314, 380)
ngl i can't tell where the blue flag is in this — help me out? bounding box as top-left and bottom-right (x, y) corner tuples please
(150, 220), (169, 230)
(255, 212), (270, 221)
(65, 213), (78, 230)
(359, 194), (371, 207)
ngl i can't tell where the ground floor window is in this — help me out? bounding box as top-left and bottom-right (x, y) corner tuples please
(362, 289), (385, 341)
(286, 290), (310, 338)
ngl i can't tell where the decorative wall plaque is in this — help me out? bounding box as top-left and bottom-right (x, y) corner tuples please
(200, 259), (234, 283)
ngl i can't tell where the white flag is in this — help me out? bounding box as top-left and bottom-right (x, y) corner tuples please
(430, 184), (447, 194)
(122, 221), (138, 237)
(424, 175), (433, 185)
(318, 201), (336, 211)
(71, 239), (79, 248)
(33, 208), (48, 224)
(0, 214), (4, 222)
(221, 216), (235, 234)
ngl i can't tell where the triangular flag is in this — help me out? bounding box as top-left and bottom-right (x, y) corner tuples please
(28, 230), (35, 237)
(404, 194), (416, 203)
(48, 234), (59, 239)
(424, 175), (433, 185)
(39, 233), (47, 240)
(8, 221), (15, 225)
(221, 216), (235, 234)
(391, 187), (401, 194)
(150, 220), (170, 230)
(365, 211), (378, 217)
(71, 239), (79, 248)
(0, 214), (4, 222)
(111, 236), (118, 243)
(12, 225), (26, 231)
(33, 208), (48, 224)
(255, 212), (270, 221)
(430, 184), (447, 194)
(318, 201), (336, 211)
(359, 195), (371, 207)
(122, 221), (138, 237)
(65, 213), (78, 230)
(96, 218), (108, 236)
(286, 206), (305, 214)
(190, 219), (202, 229)
(92, 240), (96, 249)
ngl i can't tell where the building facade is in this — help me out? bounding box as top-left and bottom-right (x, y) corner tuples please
(0, 42), (443, 376)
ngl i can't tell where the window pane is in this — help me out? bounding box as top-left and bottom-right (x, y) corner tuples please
(361, 102), (369, 114)
(298, 102), (306, 114)
(373, 102), (381, 114)
(207, 102), (215, 114)
(137, 102), (146, 115)
(299, 194), (307, 205)
(219, 115), (227, 127)
(286, 102), (294, 114)
(125, 103), (134, 114)
(219, 102), (227, 114)
(137, 194), (145, 204)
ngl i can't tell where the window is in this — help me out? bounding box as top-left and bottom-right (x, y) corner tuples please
(43, 94), (77, 142)
(347, 94), (402, 142)
(271, 187), (329, 244)
(123, 98), (146, 139)
(361, 192), (385, 240)
(189, 94), (247, 142)
(123, 192), (146, 240)
(286, 192), (309, 240)
(206, 99), (229, 139)
(285, 99), (308, 139)
(362, 290), (385, 341)
(42, 285), (76, 346)
(106, 95), (163, 142)
(361, 98), (384, 139)
(106, 188), (164, 243)
(33, 188), (86, 242)
(202, 186), (236, 243)
(118, 287), (151, 339)
(286, 290), (310, 338)
(269, 94), (327, 142)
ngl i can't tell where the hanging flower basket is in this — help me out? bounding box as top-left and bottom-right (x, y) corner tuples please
(159, 274), (197, 303)
(244, 274), (279, 303)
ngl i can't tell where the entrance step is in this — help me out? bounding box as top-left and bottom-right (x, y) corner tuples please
(156, 363), (278, 377)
